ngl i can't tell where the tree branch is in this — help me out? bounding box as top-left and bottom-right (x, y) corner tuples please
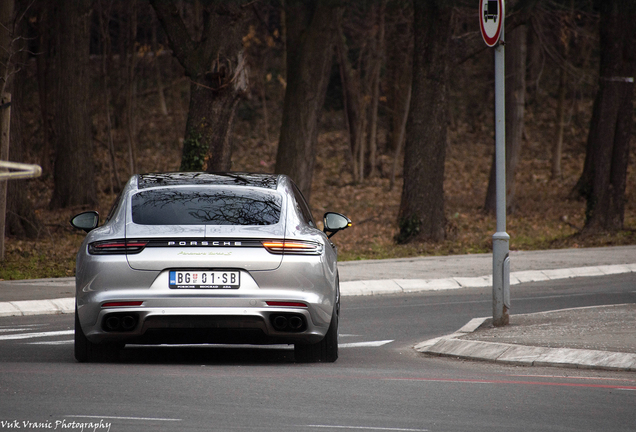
(149, 0), (199, 76)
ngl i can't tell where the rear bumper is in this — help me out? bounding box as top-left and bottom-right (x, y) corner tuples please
(76, 257), (337, 346)
(78, 299), (331, 346)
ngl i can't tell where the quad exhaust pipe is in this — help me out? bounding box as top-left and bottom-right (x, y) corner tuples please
(270, 313), (306, 332)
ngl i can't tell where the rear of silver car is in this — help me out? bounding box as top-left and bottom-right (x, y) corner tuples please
(73, 174), (344, 363)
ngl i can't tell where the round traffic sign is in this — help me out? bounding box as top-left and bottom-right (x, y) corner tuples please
(479, 0), (504, 47)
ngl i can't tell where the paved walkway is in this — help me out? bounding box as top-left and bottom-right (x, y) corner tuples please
(1, 245), (635, 371)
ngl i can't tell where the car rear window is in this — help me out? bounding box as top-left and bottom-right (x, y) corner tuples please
(131, 188), (282, 226)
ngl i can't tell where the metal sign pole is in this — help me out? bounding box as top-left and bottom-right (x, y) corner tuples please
(479, 0), (510, 325)
(492, 23), (510, 327)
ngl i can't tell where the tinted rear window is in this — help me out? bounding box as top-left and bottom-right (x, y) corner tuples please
(131, 188), (282, 225)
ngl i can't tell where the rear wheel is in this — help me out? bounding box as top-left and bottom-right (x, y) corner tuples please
(75, 306), (120, 363)
(294, 301), (339, 363)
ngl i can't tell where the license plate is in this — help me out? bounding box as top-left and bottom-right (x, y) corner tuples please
(169, 270), (240, 289)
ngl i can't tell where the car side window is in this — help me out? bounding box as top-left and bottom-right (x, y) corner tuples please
(105, 190), (124, 223)
(291, 184), (316, 228)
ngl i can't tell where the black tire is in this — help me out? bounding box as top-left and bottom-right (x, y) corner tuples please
(294, 302), (339, 363)
(75, 306), (119, 363)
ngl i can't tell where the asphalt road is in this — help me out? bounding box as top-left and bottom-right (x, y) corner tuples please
(1, 273), (635, 432)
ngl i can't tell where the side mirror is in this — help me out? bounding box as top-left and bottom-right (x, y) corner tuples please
(70, 211), (99, 233)
(323, 212), (351, 238)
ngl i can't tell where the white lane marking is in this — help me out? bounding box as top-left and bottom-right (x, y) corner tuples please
(66, 415), (182, 422)
(0, 328), (39, 333)
(128, 343), (292, 350)
(11, 335), (392, 347)
(304, 425), (428, 431)
(0, 324), (47, 330)
(0, 330), (73, 341)
(28, 340), (74, 345)
(340, 340), (394, 348)
(129, 341), (395, 349)
(0, 323), (47, 327)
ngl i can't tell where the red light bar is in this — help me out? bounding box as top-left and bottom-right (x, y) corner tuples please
(266, 301), (308, 308)
(102, 301), (144, 308)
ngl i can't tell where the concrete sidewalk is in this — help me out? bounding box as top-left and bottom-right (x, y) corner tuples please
(414, 304), (636, 372)
(1, 245), (635, 370)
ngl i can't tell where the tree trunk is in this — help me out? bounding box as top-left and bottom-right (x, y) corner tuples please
(260, 64), (270, 143)
(581, 0), (635, 232)
(484, 23), (527, 214)
(49, 0), (97, 209)
(275, 0), (336, 200)
(335, 2), (386, 183)
(5, 0), (39, 240)
(35, 1), (55, 175)
(385, 2), (413, 156)
(98, 0), (121, 193)
(335, 14), (362, 181)
(552, 1), (574, 179)
(552, 59), (566, 179)
(0, 0), (14, 259)
(125, 0), (138, 176)
(367, 1), (386, 179)
(183, 81), (240, 171)
(396, 0), (451, 244)
(389, 82), (411, 191)
(152, 12), (169, 117)
(526, 18), (543, 103)
(7, 74), (39, 239)
(151, 0), (249, 173)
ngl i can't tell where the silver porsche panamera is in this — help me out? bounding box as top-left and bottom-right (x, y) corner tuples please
(70, 172), (351, 363)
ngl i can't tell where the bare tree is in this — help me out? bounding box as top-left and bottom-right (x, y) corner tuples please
(367, 1), (386, 179)
(335, 1), (386, 182)
(151, 12), (169, 117)
(0, 0), (14, 260)
(335, 11), (364, 181)
(150, 0), (250, 172)
(385, 0), (412, 190)
(96, 0), (121, 194)
(274, 0), (338, 201)
(385, 0), (412, 157)
(49, 0), (97, 209)
(396, 0), (452, 243)
(124, 0), (139, 176)
(552, 23), (568, 179)
(575, 0), (635, 232)
(4, 0), (39, 242)
(34, 0), (55, 175)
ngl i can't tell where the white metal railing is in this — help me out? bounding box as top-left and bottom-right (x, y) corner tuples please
(0, 160), (42, 181)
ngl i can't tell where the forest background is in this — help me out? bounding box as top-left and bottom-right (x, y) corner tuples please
(0, 0), (635, 280)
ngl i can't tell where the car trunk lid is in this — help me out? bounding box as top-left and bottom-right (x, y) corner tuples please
(125, 224), (285, 271)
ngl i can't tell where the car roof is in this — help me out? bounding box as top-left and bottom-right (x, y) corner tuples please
(136, 172), (280, 190)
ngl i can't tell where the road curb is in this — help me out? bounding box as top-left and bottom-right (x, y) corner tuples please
(414, 316), (636, 372)
(0, 298), (74, 318)
(340, 263), (636, 296)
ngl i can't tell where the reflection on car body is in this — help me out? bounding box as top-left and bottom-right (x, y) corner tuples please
(70, 172), (351, 363)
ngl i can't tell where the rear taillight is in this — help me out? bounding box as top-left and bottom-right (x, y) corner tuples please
(261, 240), (323, 255)
(88, 239), (148, 255)
(266, 301), (308, 308)
(102, 301), (144, 308)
